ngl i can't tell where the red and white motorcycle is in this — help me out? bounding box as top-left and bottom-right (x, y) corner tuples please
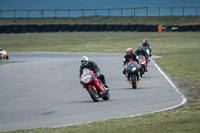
(80, 68), (110, 102)
(0, 50), (9, 60)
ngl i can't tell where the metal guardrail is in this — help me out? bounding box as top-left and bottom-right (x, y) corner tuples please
(0, 7), (200, 18)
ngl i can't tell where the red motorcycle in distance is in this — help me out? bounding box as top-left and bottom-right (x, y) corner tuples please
(80, 68), (110, 102)
(137, 55), (147, 78)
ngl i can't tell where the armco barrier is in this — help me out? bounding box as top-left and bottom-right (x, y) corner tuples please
(136, 24), (144, 32)
(121, 25), (129, 31)
(129, 24), (136, 31)
(28, 25), (37, 32)
(1, 24), (200, 33)
(171, 25), (179, 32)
(4, 25), (12, 33)
(98, 24), (106, 31)
(90, 24), (99, 31)
(44, 24), (52, 32)
(68, 24), (76, 32)
(12, 25), (21, 33)
(60, 24), (68, 32)
(21, 25), (28, 33)
(151, 25), (158, 32)
(113, 24), (121, 31)
(144, 25), (151, 32)
(83, 24), (91, 32)
(106, 24), (113, 31)
(52, 24), (60, 32)
(185, 25), (192, 32)
(36, 25), (45, 32)
(0, 25), (5, 33)
(178, 25), (185, 32)
(192, 25), (199, 31)
(76, 24), (83, 32)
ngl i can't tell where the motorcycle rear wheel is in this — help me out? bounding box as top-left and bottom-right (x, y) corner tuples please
(131, 75), (137, 89)
(88, 86), (99, 102)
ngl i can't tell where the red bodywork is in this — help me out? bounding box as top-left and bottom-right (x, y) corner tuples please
(138, 56), (147, 68)
(81, 69), (104, 93)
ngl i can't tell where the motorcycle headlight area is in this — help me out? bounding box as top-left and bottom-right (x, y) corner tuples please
(82, 75), (92, 83)
(142, 61), (145, 64)
(132, 67), (137, 71)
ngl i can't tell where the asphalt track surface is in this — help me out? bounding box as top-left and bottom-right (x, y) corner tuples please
(0, 52), (186, 131)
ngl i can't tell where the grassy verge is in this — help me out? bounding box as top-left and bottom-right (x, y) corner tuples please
(1, 16), (200, 25)
(0, 32), (200, 133)
(0, 61), (25, 65)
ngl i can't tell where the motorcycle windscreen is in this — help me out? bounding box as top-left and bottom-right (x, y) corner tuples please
(138, 55), (145, 61)
(82, 68), (90, 76)
(127, 61), (139, 73)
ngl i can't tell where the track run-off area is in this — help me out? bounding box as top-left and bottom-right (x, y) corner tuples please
(0, 52), (186, 131)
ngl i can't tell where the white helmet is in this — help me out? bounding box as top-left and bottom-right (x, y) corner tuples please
(81, 56), (89, 66)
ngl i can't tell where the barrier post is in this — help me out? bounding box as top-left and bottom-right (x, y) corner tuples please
(55, 10), (57, 18)
(41, 10), (44, 18)
(28, 10), (30, 19)
(158, 25), (162, 32)
(108, 9), (110, 16)
(196, 7), (197, 17)
(1, 10), (2, 18)
(95, 9), (97, 16)
(82, 9), (84, 17)
(14, 10), (16, 18)
(171, 7), (173, 16)
(146, 7), (148, 16)
(69, 9), (70, 17)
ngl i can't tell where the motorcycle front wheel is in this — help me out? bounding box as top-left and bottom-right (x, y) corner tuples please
(131, 75), (137, 89)
(6, 55), (9, 60)
(88, 86), (99, 102)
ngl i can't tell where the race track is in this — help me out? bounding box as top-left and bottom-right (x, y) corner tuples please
(0, 52), (186, 131)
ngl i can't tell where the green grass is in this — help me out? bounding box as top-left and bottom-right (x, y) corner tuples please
(0, 32), (200, 133)
(1, 16), (200, 25)
(0, 61), (24, 65)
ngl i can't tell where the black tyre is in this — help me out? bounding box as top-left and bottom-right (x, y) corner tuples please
(131, 75), (137, 89)
(141, 68), (145, 77)
(102, 91), (110, 100)
(6, 55), (9, 60)
(88, 86), (99, 102)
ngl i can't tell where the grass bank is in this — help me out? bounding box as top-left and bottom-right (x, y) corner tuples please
(0, 32), (200, 133)
(1, 16), (200, 25)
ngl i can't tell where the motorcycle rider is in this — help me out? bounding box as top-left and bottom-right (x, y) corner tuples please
(142, 39), (152, 57)
(79, 56), (109, 91)
(135, 45), (149, 72)
(123, 48), (140, 79)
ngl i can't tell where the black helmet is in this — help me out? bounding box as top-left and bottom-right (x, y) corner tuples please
(138, 45), (143, 51)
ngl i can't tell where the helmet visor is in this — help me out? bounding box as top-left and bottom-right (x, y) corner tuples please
(81, 61), (86, 65)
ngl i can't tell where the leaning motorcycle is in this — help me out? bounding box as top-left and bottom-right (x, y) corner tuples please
(80, 68), (110, 102)
(126, 61), (140, 89)
(0, 50), (9, 60)
(137, 55), (147, 78)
